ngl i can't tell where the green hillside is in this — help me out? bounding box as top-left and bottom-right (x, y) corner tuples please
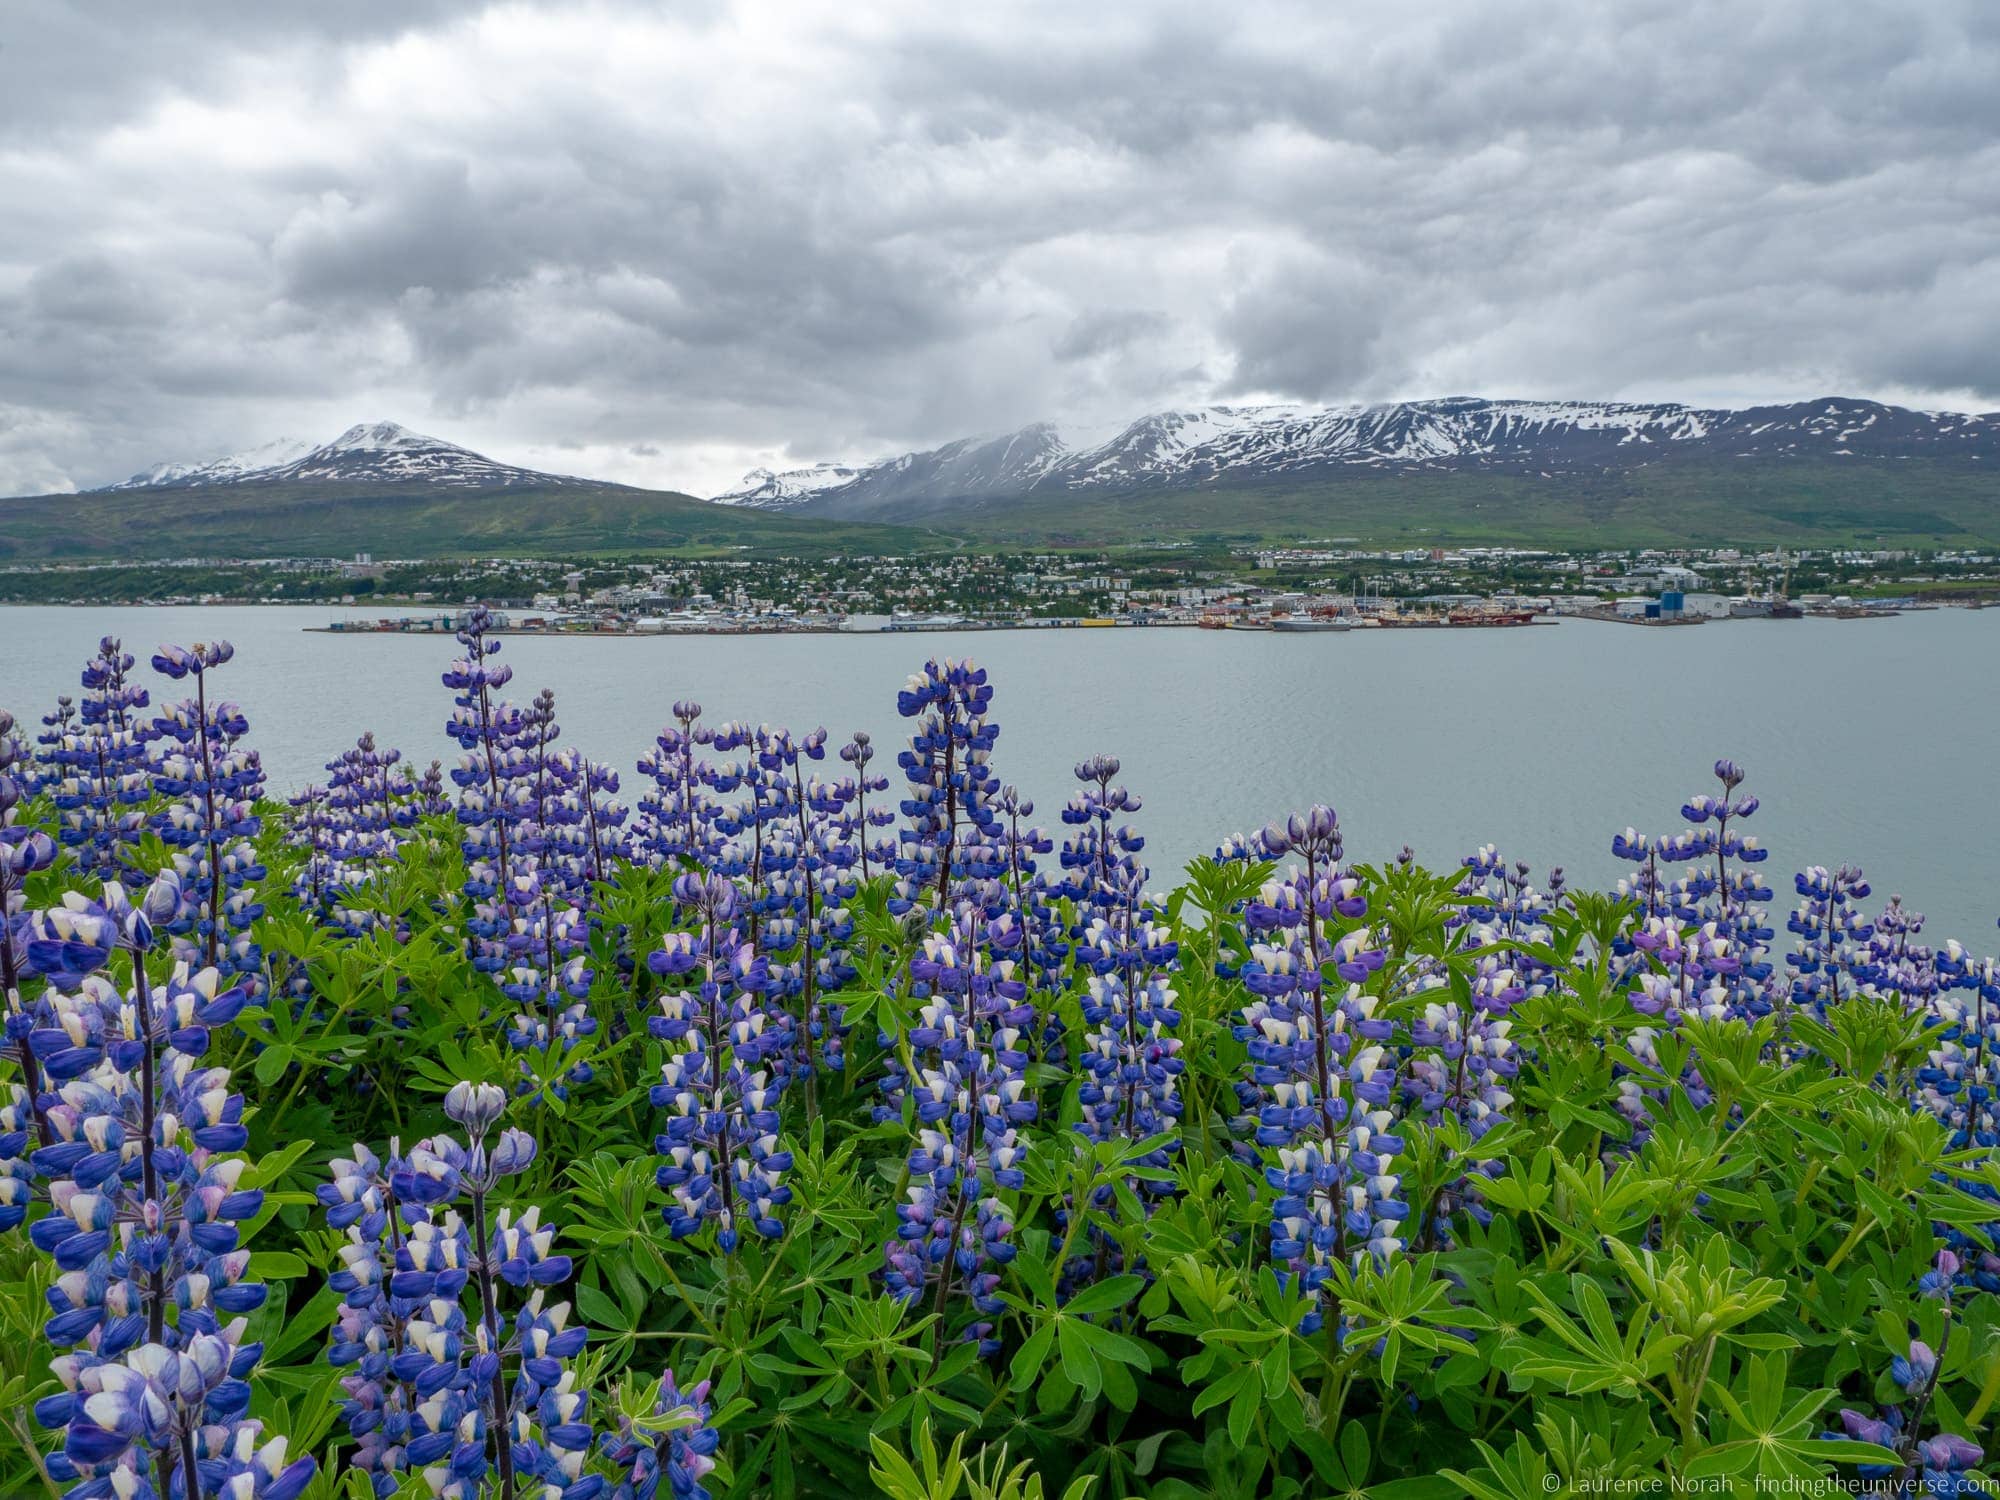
(842, 459), (2000, 549)
(0, 478), (945, 561)
(3, 459), (1995, 563)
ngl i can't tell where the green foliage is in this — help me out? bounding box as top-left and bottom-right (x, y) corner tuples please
(4, 809), (1997, 1499)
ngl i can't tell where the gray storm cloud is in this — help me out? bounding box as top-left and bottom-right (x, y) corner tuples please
(1, 0), (1996, 497)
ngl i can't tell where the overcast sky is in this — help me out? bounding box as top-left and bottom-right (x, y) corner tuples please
(2, 0), (1996, 498)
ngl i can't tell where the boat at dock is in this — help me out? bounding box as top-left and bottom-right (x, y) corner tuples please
(1270, 615), (1352, 632)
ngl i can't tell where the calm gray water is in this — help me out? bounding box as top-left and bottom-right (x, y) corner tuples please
(3, 605), (1997, 945)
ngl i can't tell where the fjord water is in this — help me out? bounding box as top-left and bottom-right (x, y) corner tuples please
(4, 605), (1997, 943)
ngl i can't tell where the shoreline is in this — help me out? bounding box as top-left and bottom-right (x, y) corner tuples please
(297, 608), (1929, 639)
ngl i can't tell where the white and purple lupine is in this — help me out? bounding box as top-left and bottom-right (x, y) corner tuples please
(636, 701), (725, 870)
(1058, 760), (1186, 1286)
(1057, 755), (1147, 927)
(326, 1081), (588, 1500)
(720, 724), (835, 1078)
(31, 697), (74, 794)
(1786, 863), (1875, 1019)
(315, 731), (423, 934)
(552, 749), (630, 893)
(1824, 1252), (1985, 1492)
(445, 619), (598, 1096)
(598, 1369), (719, 1500)
(1401, 975), (1519, 1245)
(48, 639), (153, 883)
(36, 1336), (315, 1500)
(881, 899), (1032, 1357)
(837, 729), (896, 880)
(892, 659), (1003, 914)
(646, 873), (794, 1254)
(1451, 848), (1560, 995)
(146, 641), (268, 986)
(993, 784), (1066, 1004)
(764, 732), (861, 1086)
(1231, 806), (1406, 1331)
(12, 877), (296, 1497)
(2, 716), (62, 1150)
(22, 879), (265, 1360)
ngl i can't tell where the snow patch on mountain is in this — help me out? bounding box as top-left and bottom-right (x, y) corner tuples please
(708, 397), (2000, 512)
(97, 422), (593, 492)
(714, 461), (869, 506)
(103, 436), (316, 491)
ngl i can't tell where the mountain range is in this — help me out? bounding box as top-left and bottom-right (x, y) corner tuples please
(7, 398), (1999, 562)
(1, 422), (935, 563)
(712, 397), (1999, 519)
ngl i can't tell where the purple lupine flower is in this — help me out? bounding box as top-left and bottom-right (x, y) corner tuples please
(444, 619), (598, 1099)
(145, 640), (267, 986)
(881, 899), (1030, 1355)
(1231, 805), (1405, 1333)
(838, 730), (896, 880)
(1452, 849), (1559, 993)
(48, 639), (153, 882)
(1786, 864), (1875, 1020)
(13, 872), (287, 1490)
(646, 873), (793, 1251)
(993, 784), (1065, 1004)
(600, 1369), (719, 1500)
(1, 717), (62, 1148)
(1402, 987), (1518, 1245)
(328, 1081), (588, 1499)
(637, 701), (724, 869)
(892, 659), (1003, 914)
(30, 697), (75, 794)
(307, 731), (424, 936)
(36, 1333), (311, 1499)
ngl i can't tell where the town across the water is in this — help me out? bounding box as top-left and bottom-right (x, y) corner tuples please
(279, 544), (1997, 637)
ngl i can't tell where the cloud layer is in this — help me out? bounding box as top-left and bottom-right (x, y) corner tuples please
(3, 0), (1997, 497)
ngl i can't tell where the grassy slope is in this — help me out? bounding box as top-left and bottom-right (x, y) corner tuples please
(3, 460), (1995, 562)
(0, 479), (947, 561)
(830, 459), (2000, 549)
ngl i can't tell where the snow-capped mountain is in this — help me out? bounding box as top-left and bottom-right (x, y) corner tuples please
(712, 397), (1999, 515)
(105, 436), (318, 490)
(97, 422), (594, 492)
(713, 461), (871, 506)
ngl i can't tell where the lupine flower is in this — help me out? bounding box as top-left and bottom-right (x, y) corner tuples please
(48, 639), (153, 882)
(1231, 805), (1405, 1333)
(600, 1370), (719, 1500)
(1402, 986), (1518, 1244)
(310, 731), (422, 934)
(15, 873), (288, 1493)
(637, 702), (724, 869)
(2, 716), (62, 1145)
(647, 873), (793, 1252)
(715, 723), (840, 1079)
(444, 619), (597, 1099)
(838, 730), (896, 880)
(1058, 755), (1146, 923)
(26, 937), (263, 1356)
(1824, 1257), (1983, 1495)
(1452, 849), (1558, 993)
(992, 784), (1065, 1003)
(325, 1080), (588, 1499)
(892, 659), (1002, 914)
(31, 697), (75, 794)
(36, 1335), (314, 1500)
(146, 640), (268, 984)
(881, 899), (1031, 1354)
(1787, 864), (1875, 1016)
